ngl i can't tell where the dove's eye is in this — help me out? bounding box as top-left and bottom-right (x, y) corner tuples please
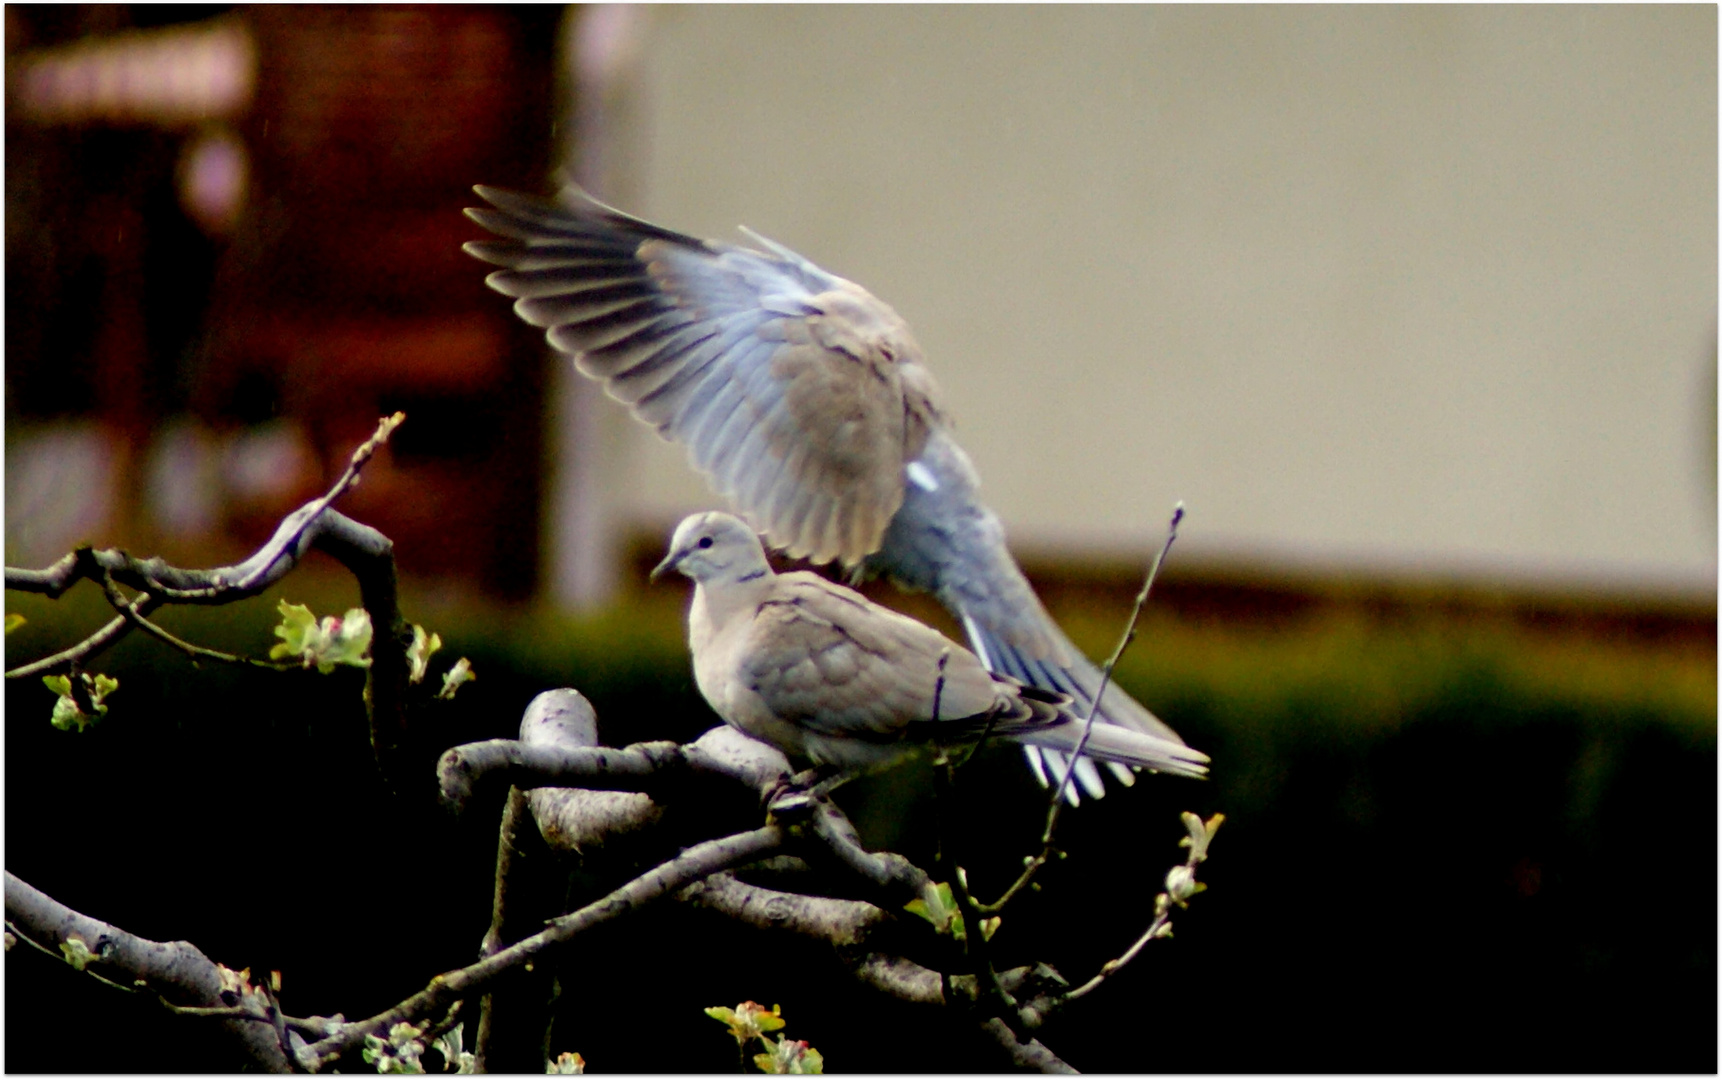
(697, 536), (714, 549)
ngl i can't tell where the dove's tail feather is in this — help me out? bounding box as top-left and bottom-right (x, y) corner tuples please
(1012, 717), (1210, 781)
(868, 429), (1204, 802)
(969, 613), (1204, 797)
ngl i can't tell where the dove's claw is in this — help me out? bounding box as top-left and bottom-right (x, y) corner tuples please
(763, 766), (841, 821)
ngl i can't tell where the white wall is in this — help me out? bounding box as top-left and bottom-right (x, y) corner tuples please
(596, 5), (1715, 596)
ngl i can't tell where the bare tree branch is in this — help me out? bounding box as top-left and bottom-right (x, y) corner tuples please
(522, 689), (664, 852)
(438, 722), (792, 816)
(5, 414), (403, 607)
(95, 570), (290, 669)
(5, 871), (294, 1072)
(849, 951), (946, 1005)
(800, 790), (936, 906)
(474, 692), (603, 1072)
(979, 1017), (1078, 1074)
(678, 873), (1082, 1072)
(681, 871), (888, 946)
(4, 608), (151, 680)
(5, 416), (416, 784)
(5, 437), (1212, 1076)
(297, 823), (785, 1072)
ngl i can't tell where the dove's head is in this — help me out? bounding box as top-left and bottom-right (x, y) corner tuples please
(652, 512), (772, 586)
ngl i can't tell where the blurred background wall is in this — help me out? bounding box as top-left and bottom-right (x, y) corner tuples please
(7, 5), (1715, 611)
(618, 5), (1716, 598)
(7, 5), (561, 596)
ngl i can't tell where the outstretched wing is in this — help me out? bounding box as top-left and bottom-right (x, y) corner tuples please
(465, 185), (944, 567)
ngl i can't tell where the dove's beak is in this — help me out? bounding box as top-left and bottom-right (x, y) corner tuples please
(649, 548), (682, 583)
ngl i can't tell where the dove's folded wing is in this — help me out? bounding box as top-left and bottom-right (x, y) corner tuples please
(466, 185), (942, 567)
(739, 575), (1008, 744)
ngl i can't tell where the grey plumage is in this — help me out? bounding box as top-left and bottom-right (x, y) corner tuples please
(653, 512), (1210, 780)
(465, 184), (1208, 797)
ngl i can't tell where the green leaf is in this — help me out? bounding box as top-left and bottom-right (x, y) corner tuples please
(434, 1028), (474, 1074)
(905, 882), (966, 939)
(269, 601), (320, 661)
(754, 1037), (823, 1074)
(361, 1023), (426, 1073)
(407, 625), (443, 684)
(270, 600), (373, 673)
(44, 672), (116, 731)
(706, 1001), (785, 1046)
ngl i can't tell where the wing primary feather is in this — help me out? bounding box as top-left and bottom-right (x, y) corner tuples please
(474, 184), (699, 247)
(636, 313), (760, 421)
(681, 358), (759, 473)
(629, 320), (752, 426)
(581, 320), (714, 388)
(468, 240), (634, 273)
(514, 281), (657, 329)
(491, 268), (651, 301)
(716, 416), (772, 498)
(556, 299), (674, 353)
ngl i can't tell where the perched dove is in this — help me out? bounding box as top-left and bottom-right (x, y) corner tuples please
(465, 185), (1208, 798)
(653, 512), (1209, 780)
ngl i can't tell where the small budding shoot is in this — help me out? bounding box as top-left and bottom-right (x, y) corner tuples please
(59, 935), (97, 971)
(270, 600), (373, 673)
(407, 625), (443, 684)
(436, 1027), (475, 1074)
(362, 1021), (428, 1074)
(44, 673), (118, 731)
(706, 1002), (823, 1074)
(438, 657), (477, 699)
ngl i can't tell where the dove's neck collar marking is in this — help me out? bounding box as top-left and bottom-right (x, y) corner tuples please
(693, 560), (775, 628)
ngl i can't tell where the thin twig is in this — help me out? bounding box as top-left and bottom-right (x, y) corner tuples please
(4, 920), (142, 993)
(1050, 500), (1184, 804)
(225, 412), (404, 595)
(4, 414), (405, 679)
(978, 502), (1185, 914)
(96, 572), (290, 670)
(2, 612), (135, 679)
(1059, 811), (1221, 1005)
(299, 824), (784, 1072)
(261, 983), (299, 1073)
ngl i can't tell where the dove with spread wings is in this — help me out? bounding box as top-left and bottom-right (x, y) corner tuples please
(464, 186), (1208, 797)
